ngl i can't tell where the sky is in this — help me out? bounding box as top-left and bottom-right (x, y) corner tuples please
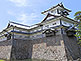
(0, 0), (81, 31)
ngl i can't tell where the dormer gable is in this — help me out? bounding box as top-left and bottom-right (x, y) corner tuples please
(41, 13), (60, 23)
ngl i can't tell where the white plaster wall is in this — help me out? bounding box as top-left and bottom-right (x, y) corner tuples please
(49, 7), (63, 16)
(14, 28), (28, 33)
(43, 20), (60, 29)
(30, 27), (42, 33)
(46, 16), (54, 20)
(62, 21), (73, 26)
(29, 20), (60, 34)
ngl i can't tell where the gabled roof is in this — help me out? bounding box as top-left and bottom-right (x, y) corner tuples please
(10, 21), (30, 27)
(8, 21), (39, 29)
(40, 13), (78, 24)
(41, 3), (71, 14)
(41, 13), (60, 23)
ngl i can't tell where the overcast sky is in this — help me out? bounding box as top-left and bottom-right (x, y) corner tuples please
(0, 0), (81, 31)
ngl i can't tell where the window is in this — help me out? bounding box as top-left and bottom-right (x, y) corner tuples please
(53, 23), (56, 25)
(45, 25), (49, 28)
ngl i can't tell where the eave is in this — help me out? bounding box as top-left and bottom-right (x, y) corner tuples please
(41, 4), (71, 14)
(61, 16), (79, 23)
(0, 26), (13, 36)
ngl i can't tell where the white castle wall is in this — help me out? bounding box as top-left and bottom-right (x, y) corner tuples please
(43, 20), (60, 29)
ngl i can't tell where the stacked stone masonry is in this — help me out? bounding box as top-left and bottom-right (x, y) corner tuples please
(0, 40), (12, 60)
(0, 34), (81, 61)
(10, 34), (81, 61)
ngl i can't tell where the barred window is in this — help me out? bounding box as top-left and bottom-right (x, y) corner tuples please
(53, 23), (56, 25)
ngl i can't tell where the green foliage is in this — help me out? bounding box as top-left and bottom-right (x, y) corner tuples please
(74, 11), (81, 20)
(74, 11), (81, 16)
(74, 11), (81, 46)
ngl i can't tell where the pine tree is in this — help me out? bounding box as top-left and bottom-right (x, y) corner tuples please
(74, 11), (81, 46)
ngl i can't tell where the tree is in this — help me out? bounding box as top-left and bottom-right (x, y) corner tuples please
(74, 11), (81, 21)
(74, 11), (81, 46)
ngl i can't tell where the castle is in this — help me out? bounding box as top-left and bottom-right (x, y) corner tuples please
(0, 3), (81, 61)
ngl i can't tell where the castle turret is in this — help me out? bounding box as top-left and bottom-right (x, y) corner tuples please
(42, 3), (71, 16)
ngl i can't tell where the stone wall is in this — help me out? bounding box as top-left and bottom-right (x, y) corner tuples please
(62, 35), (81, 60)
(11, 39), (32, 60)
(10, 34), (81, 61)
(32, 35), (67, 61)
(0, 40), (12, 60)
(11, 35), (67, 61)
(0, 34), (80, 61)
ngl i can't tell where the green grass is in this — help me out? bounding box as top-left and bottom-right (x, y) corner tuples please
(0, 60), (5, 61)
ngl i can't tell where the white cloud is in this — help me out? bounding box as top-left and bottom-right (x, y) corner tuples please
(7, 10), (41, 25)
(16, 13), (40, 25)
(9, 0), (29, 7)
(17, 13), (27, 24)
(8, 11), (16, 15)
